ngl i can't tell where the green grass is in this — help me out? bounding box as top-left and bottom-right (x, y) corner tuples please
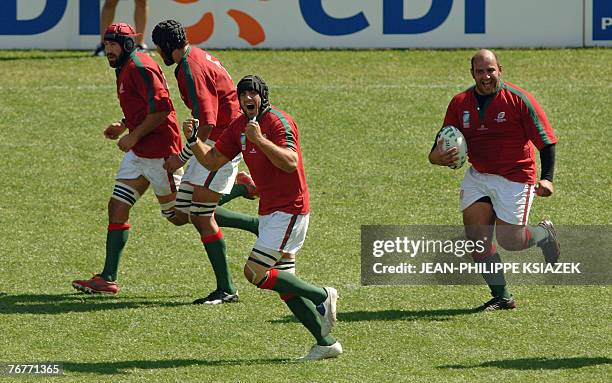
(0, 48), (611, 382)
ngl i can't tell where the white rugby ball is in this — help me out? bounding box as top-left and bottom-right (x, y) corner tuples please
(436, 125), (468, 169)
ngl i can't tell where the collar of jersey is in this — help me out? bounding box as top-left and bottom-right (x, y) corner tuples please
(175, 46), (192, 77)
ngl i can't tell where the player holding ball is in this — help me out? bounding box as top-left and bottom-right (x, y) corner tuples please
(429, 49), (560, 311)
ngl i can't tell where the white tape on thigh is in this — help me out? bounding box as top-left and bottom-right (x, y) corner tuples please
(249, 247), (282, 268)
(273, 258), (296, 274)
(160, 200), (176, 218)
(175, 183), (194, 213)
(190, 201), (217, 217)
(111, 182), (141, 206)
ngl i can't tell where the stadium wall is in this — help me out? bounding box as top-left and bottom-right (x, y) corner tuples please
(0, 0), (610, 49)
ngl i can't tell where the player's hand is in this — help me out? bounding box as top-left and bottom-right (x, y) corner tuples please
(183, 118), (199, 145)
(429, 138), (459, 167)
(117, 133), (138, 152)
(164, 155), (185, 172)
(245, 120), (264, 145)
(104, 121), (126, 140)
(536, 179), (554, 197)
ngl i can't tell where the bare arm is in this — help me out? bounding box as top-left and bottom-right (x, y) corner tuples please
(183, 118), (229, 171)
(245, 120), (298, 173)
(117, 111), (170, 152)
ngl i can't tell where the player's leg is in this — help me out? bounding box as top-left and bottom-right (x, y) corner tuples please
(190, 184), (238, 303)
(245, 212), (338, 331)
(213, 157), (259, 231)
(461, 168), (514, 310)
(73, 151), (149, 294)
(492, 179), (559, 263)
(179, 156), (257, 232)
(102, 155), (173, 285)
(100, 1), (118, 39)
(244, 213), (327, 302)
(463, 201), (514, 310)
(167, 162), (194, 226)
(93, 0), (119, 55)
(214, 206), (259, 236)
(72, 173), (149, 294)
(102, 176), (150, 281)
(244, 245), (341, 360)
(133, 0), (148, 48)
(218, 171), (258, 205)
(274, 254), (329, 339)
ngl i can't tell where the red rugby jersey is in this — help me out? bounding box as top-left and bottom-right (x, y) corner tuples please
(443, 80), (557, 184)
(174, 47), (241, 141)
(215, 107), (310, 216)
(116, 51), (181, 158)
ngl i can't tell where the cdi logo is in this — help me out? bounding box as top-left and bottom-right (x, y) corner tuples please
(301, 0), (486, 35)
(593, 0), (612, 40)
(0, 0), (487, 40)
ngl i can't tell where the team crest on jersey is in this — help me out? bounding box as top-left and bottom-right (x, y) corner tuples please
(495, 111), (507, 123)
(240, 133), (246, 151)
(462, 111), (470, 129)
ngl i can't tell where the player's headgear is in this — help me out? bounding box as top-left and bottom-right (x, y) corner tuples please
(104, 23), (140, 66)
(152, 20), (188, 66)
(237, 75), (270, 117)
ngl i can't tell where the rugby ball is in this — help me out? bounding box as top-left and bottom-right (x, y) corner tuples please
(436, 125), (468, 169)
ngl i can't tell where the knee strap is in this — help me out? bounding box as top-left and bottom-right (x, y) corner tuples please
(273, 258), (295, 274)
(111, 182), (140, 207)
(160, 200), (176, 219)
(175, 184), (194, 213)
(190, 201), (217, 217)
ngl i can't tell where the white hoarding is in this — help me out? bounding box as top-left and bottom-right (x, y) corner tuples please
(0, 0), (607, 49)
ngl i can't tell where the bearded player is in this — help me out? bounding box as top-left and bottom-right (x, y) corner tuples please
(73, 23), (182, 294)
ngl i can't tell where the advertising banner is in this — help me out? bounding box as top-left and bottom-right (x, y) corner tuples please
(0, 0), (608, 49)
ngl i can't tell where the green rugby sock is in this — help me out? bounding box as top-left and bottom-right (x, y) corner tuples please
(525, 225), (550, 248)
(203, 232), (236, 294)
(476, 251), (512, 299)
(285, 296), (336, 346)
(218, 184), (248, 206)
(259, 269), (327, 305)
(214, 206), (259, 236)
(101, 224), (130, 282)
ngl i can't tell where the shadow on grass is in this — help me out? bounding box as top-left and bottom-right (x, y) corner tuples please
(438, 357), (612, 370)
(270, 307), (480, 323)
(61, 357), (292, 375)
(0, 293), (191, 315)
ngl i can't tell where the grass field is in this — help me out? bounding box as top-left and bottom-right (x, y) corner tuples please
(0, 48), (610, 382)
